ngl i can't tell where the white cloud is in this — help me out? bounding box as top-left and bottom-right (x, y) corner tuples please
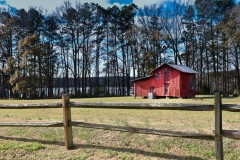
(5, 0), (197, 13)
(7, 0), (59, 12)
(133, 0), (164, 8)
(112, 2), (125, 8)
(6, 0), (111, 12)
(0, 4), (6, 8)
(80, 0), (110, 8)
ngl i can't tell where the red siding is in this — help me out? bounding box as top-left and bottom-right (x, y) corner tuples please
(134, 78), (149, 98)
(180, 73), (196, 98)
(134, 64), (196, 98)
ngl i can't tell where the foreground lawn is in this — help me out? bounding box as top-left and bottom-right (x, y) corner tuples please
(0, 95), (239, 159)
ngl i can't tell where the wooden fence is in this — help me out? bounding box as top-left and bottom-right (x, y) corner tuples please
(0, 93), (240, 160)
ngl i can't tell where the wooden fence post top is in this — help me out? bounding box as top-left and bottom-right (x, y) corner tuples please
(214, 92), (222, 105)
(62, 94), (70, 103)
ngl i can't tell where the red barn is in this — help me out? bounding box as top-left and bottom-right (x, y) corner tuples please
(133, 63), (198, 98)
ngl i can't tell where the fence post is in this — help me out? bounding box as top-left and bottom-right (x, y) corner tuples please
(214, 92), (223, 160)
(62, 94), (73, 149)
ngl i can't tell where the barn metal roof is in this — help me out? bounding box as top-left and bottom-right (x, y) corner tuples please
(153, 63), (198, 74)
(167, 64), (198, 74)
(133, 76), (151, 81)
(133, 63), (197, 82)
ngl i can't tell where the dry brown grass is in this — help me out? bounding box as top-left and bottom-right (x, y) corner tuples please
(0, 95), (239, 159)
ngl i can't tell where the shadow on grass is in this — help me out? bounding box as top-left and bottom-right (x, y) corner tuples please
(0, 135), (205, 160)
(193, 96), (213, 99)
(75, 143), (205, 160)
(0, 135), (64, 146)
(221, 96), (239, 99)
(195, 95), (239, 99)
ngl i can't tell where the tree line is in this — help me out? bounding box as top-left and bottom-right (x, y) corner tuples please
(0, 0), (239, 98)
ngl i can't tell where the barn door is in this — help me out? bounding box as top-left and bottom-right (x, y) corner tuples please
(150, 86), (155, 93)
(164, 83), (169, 94)
(164, 68), (170, 95)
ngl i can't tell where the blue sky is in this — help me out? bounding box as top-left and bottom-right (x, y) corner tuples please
(1, 0), (239, 12)
(1, 0), (169, 12)
(110, 0), (133, 5)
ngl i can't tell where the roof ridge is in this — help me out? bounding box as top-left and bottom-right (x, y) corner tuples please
(152, 63), (197, 74)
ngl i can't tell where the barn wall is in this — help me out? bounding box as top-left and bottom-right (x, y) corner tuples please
(134, 78), (149, 97)
(180, 73), (196, 98)
(151, 69), (164, 97)
(134, 64), (196, 98)
(168, 69), (181, 97)
(152, 65), (181, 97)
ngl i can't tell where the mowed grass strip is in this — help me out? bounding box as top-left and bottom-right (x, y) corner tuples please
(0, 95), (239, 159)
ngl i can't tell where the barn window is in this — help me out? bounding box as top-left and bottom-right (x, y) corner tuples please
(164, 83), (169, 94)
(190, 75), (195, 89)
(164, 69), (170, 82)
(154, 71), (161, 80)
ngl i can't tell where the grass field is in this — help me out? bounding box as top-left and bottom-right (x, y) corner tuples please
(0, 96), (239, 160)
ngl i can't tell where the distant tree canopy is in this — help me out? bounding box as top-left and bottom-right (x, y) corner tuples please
(0, 0), (240, 98)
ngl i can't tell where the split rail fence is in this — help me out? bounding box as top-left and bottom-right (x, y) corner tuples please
(0, 93), (240, 160)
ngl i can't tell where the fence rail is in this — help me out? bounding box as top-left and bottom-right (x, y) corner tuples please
(0, 103), (62, 109)
(0, 102), (239, 111)
(222, 104), (240, 112)
(222, 130), (240, 139)
(0, 122), (63, 127)
(69, 102), (214, 110)
(0, 94), (239, 160)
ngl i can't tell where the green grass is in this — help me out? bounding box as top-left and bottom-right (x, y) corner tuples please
(0, 95), (239, 159)
(0, 141), (44, 151)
